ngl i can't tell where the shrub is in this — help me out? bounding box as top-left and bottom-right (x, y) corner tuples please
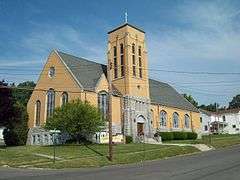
(186, 132), (198, 140)
(155, 131), (198, 141)
(125, 136), (133, 144)
(173, 132), (188, 140)
(155, 132), (174, 141)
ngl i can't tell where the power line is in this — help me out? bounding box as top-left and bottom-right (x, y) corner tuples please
(0, 82), (236, 97)
(1, 64), (240, 75)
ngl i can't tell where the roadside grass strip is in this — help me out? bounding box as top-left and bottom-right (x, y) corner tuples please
(0, 144), (199, 169)
(163, 134), (240, 149)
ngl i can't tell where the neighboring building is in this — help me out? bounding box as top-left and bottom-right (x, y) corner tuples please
(200, 108), (240, 134)
(27, 23), (200, 145)
(199, 109), (211, 135)
(0, 127), (5, 145)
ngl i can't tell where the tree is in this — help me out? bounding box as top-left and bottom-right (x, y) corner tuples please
(0, 80), (15, 127)
(45, 99), (105, 143)
(199, 103), (220, 112)
(0, 80), (29, 146)
(183, 94), (198, 107)
(3, 102), (29, 146)
(12, 81), (36, 106)
(229, 94), (240, 109)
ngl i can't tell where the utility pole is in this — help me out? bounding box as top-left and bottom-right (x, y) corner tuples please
(108, 61), (113, 161)
(216, 103), (219, 134)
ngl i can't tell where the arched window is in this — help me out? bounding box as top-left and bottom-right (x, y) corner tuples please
(120, 43), (124, 54)
(35, 100), (41, 127)
(113, 46), (118, 79)
(138, 46), (141, 56)
(173, 112), (179, 128)
(150, 109), (154, 124)
(98, 91), (108, 119)
(132, 43), (135, 54)
(120, 43), (125, 77)
(46, 89), (55, 119)
(184, 114), (190, 129)
(61, 92), (68, 106)
(160, 110), (167, 127)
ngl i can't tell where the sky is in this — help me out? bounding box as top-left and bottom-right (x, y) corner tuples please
(0, 0), (240, 106)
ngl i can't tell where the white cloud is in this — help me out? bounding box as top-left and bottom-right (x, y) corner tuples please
(146, 0), (240, 106)
(0, 60), (42, 67)
(21, 23), (106, 63)
(148, 1), (240, 66)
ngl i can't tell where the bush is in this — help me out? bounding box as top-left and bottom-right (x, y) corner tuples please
(173, 132), (188, 140)
(155, 132), (174, 141)
(155, 131), (198, 141)
(125, 136), (133, 144)
(186, 132), (198, 140)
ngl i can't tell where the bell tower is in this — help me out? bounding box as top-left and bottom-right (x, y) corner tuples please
(107, 22), (152, 139)
(107, 23), (150, 98)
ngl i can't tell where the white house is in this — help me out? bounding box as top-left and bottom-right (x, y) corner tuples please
(200, 108), (240, 134)
(199, 109), (211, 135)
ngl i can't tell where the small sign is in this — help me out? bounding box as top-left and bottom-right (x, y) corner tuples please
(49, 130), (61, 133)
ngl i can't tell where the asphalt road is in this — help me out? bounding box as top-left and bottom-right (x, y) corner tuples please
(1, 145), (240, 180)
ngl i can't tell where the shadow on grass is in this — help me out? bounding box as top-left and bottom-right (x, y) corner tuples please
(0, 145), (6, 149)
(84, 144), (106, 157)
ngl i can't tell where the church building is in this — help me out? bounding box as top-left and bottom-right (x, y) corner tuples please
(27, 22), (200, 145)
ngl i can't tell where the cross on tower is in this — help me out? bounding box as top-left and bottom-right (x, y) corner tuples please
(125, 12), (128, 23)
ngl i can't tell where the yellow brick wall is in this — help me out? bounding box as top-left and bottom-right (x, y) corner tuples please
(150, 103), (200, 132)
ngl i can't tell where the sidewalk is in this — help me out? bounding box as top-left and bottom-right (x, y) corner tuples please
(163, 143), (213, 152)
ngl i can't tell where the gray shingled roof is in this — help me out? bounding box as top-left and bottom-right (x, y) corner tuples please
(149, 79), (199, 112)
(57, 51), (107, 91)
(57, 50), (198, 112)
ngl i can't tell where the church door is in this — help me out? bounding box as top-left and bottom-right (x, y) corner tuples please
(137, 123), (144, 136)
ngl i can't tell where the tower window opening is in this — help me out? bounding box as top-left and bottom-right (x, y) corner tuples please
(133, 66), (136, 76)
(114, 57), (118, 79)
(120, 44), (124, 77)
(138, 46), (141, 56)
(120, 43), (124, 54)
(114, 46), (117, 56)
(132, 43), (135, 54)
(139, 68), (142, 78)
(132, 55), (136, 76)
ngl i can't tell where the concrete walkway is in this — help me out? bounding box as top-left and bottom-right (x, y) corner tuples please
(33, 153), (63, 160)
(163, 143), (213, 151)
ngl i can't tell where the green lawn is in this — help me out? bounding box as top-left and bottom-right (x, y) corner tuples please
(0, 144), (198, 169)
(164, 134), (240, 148)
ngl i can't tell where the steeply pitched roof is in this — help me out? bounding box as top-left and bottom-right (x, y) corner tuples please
(57, 51), (107, 91)
(56, 50), (198, 112)
(149, 79), (199, 112)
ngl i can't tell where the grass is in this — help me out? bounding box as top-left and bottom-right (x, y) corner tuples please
(163, 134), (240, 148)
(0, 143), (198, 169)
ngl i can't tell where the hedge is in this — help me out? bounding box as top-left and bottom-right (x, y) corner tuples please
(125, 136), (133, 144)
(155, 131), (198, 141)
(154, 132), (174, 141)
(186, 132), (198, 140)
